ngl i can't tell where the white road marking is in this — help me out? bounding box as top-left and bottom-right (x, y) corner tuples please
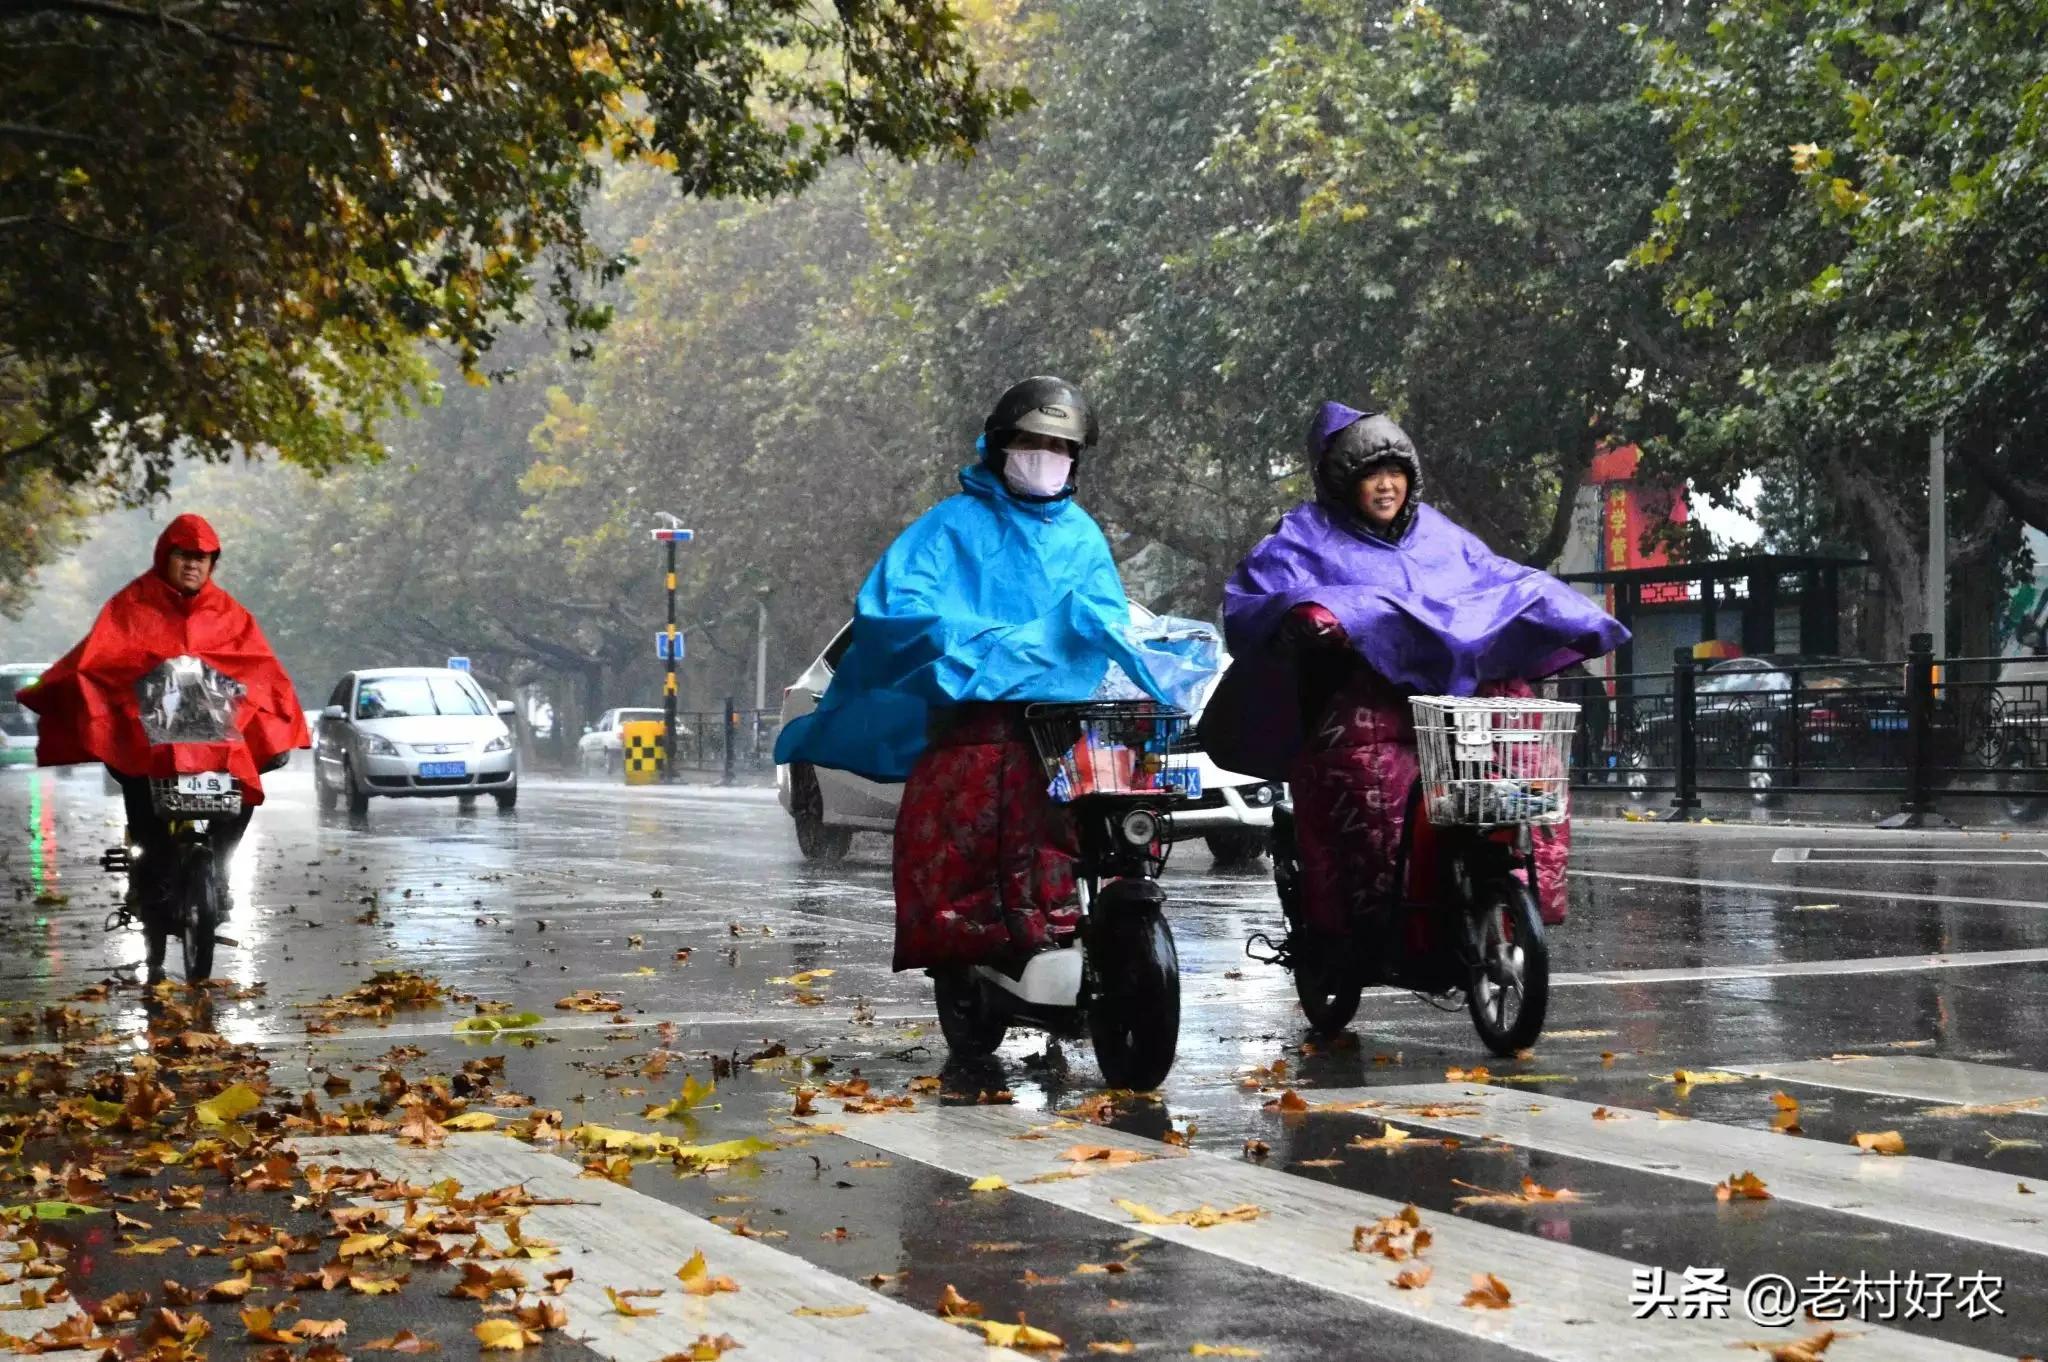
(1548, 945), (2048, 987)
(1719, 1056), (2048, 1114)
(838, 1105), (1989, 1361)
(1571, 869), (2048, 911)
(1772, 846), (2048, 866)
(1311, 1083), (2048, 1258)
(283, 1133), (1024, 1361)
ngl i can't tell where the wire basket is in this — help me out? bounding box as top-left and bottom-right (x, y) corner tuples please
(149, 776), (243, 818)
(1411, 696), (1579, 828)
(1024, 702), (1195, 803)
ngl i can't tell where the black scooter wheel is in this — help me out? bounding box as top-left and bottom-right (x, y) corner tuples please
(1090, 912), (1180, 1090)
(1467, 877), (1549, 1056)
(181, 858), (218, 984)
(1296, 953), (1363, 1035)
(934, 967), (1006, 1057)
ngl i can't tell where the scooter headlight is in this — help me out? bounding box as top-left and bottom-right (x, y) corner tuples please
(1119, 809), (1160, 846)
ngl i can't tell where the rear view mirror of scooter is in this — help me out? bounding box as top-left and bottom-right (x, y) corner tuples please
(930, 701), (1193, 1090)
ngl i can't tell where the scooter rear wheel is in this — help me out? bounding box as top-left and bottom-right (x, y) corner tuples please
(934, 967), (1006, 1057)
(1089, 912), (1180, 1090)
(1467, 877), (1548, 1055)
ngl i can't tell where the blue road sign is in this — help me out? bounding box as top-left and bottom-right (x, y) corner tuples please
(446, 656), (471, 672)
(650, 528), (696, 543)
(655, 633), (686, 662)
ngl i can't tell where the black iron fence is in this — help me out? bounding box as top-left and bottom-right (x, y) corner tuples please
(670, 702), (781, 783)
(1553, 638), (2048, 826)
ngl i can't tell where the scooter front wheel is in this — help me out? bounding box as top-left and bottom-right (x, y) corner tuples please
(1296, 951), (1363, 1036)
(1089, 911), (1180, 1091)
(181, 856), (219, 984)
(934, 967), (1007, 1057)
(1467, 877), (1549, 1055)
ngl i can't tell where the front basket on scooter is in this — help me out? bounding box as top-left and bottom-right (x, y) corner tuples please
(1023, 702), (1192, 803)
(1411, 696), (1578, 828)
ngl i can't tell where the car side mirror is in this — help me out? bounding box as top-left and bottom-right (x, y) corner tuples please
(495, 700), (515, 716)
(321, 705), (345, 721)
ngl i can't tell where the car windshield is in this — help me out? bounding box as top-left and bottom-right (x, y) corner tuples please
(356, 674), (487, 720)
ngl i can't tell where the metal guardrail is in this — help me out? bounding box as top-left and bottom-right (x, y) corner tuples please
(667, 702), (781, 783)
(1553, 638), (2048, 827)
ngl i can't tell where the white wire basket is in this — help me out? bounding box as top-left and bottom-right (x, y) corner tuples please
(1411, 696), (1579, 828)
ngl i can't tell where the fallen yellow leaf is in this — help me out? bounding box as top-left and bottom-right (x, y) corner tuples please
(968, 1175), (1008, 1193)
(1189, 1346), (1262, 1358)
(792, 1305), (867, 1318)
(606, 1286), (660, 1317)
(676, 1250), (739, 1297)
(1716, 1170), (1771, 1201)
(475, 1318), (537, 1351)
(1461, 1273), (1513, 1309)
(1852, 1130), (1906, 1156)
(444, 1112), (499, 1131)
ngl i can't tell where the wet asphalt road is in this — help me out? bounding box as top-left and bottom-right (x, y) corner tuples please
(5, 766), (2048, 1360)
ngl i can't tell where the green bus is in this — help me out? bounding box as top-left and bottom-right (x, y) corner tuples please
(1, 662), (48, 768)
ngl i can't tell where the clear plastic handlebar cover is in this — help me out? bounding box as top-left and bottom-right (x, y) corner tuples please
(136, 655), (245, 745)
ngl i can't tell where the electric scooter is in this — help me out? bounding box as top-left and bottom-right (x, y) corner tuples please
(98, 655), (248, 984)
(932, 701), (1196, 1089)
(1249, 695), (1578, 1055)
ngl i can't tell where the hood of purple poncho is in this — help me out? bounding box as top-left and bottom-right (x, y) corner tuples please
(1193, 408), (1628, 780)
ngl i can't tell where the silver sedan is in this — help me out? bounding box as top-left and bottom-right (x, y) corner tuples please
(314, 667), (518, 814)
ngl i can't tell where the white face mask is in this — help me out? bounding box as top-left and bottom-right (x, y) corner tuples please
(1002, 448), (1074, 498)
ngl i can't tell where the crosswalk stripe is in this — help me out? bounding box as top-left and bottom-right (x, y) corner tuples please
(1308, 1083), (2048, 1258)
(1547, 945), (2048, 986)
(1570, 869), (2048, 913)
(838, 1105), (1991, 1360)
(284, 1133), (1025, 1361)
(1719, 1056), (2048, 1113)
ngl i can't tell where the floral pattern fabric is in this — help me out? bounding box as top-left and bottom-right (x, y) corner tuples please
(891, 704), (1080, 970)
(1289, 672), (1571, 937)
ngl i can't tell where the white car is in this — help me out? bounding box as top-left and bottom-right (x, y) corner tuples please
(577, 708), (672, 777)
(776, 607), (1281, 864)
(314, 667), (519, 814)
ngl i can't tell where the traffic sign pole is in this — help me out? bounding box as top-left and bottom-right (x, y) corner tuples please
(650, 524), (694, 784)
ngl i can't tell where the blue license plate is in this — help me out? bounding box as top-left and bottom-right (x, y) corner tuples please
(1161, 768), (1202, 798)
(419, 761), (468, 778)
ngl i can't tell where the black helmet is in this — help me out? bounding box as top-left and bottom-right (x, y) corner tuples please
(984, 376), (1097, 451)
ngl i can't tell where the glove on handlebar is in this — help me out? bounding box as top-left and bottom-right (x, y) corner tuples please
(1274, 602), (1349, 654)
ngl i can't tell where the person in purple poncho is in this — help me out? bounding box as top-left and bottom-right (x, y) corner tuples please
(1198, 401), (1628, 944)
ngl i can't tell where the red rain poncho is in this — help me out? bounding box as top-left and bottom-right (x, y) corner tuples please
(21, 515), (308, 802)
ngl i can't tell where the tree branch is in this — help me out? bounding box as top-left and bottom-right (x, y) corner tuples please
(3, 0), (296, 54)
(1525, 430), (1594, 569)
(0, 121), (98, 145)
(1953, 437), (2048, 535)
(1950, 496), (2013, 571)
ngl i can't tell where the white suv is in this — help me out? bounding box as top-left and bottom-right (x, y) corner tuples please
(776, 608), (1280, 864)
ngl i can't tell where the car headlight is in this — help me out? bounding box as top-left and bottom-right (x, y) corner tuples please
(483, 735), (511, 753)
(361, 733), (398, 756)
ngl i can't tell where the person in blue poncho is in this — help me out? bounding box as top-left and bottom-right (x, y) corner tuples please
(774, 377), (1168, 970)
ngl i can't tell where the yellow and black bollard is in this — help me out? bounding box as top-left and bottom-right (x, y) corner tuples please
(621, 719), (667, 786)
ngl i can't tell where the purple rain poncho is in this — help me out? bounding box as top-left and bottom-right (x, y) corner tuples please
(1197, 402), (1629, 781)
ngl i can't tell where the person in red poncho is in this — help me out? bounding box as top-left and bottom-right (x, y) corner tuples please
(23, 514), (309, 908)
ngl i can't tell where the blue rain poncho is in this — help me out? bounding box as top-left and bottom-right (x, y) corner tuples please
(774, 460), (1170, 783)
